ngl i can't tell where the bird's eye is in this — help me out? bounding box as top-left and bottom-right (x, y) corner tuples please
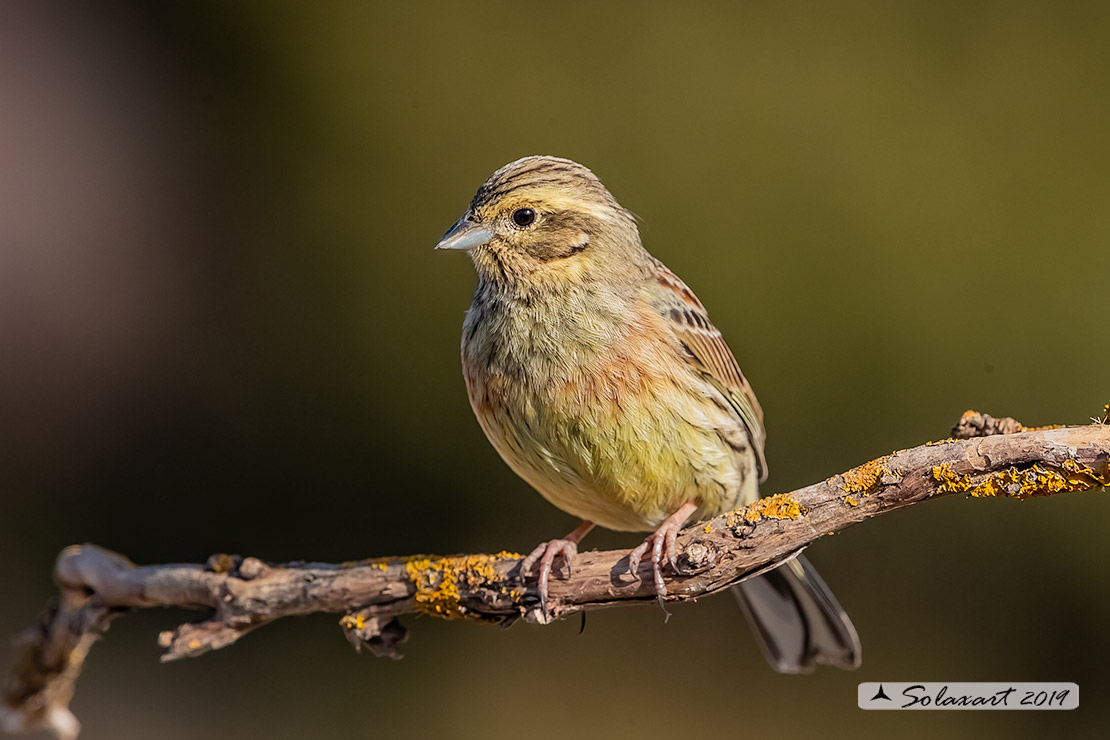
(511, 208), (536, 227)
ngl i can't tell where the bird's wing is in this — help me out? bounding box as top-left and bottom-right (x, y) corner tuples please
(641, 258), (768, 482)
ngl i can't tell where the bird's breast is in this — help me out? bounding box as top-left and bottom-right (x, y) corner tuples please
(460, 292), (756, 531)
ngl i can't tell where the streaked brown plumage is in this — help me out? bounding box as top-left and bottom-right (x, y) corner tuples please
(437, 156), (860, 672)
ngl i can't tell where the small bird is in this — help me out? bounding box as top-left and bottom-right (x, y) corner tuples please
(436, 156), (860, 672)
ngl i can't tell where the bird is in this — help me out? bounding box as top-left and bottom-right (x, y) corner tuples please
(435, 155), (860, 672)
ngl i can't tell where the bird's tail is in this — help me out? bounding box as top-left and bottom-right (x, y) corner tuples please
(731, 554), (861, 673)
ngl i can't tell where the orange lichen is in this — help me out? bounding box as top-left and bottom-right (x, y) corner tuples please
(703, 524), (713, 534)
(926, 438), (958, 446)
(844, 496), (858, 507)
(207, 553), (237, 573)
(403, 552), (519, 620)
(736, 493), (806, 524)
(339, 613), (367, 630)
(932, 460), (1109, 500)
(932, 462), (967, 493)
(839, 455), (890, 494)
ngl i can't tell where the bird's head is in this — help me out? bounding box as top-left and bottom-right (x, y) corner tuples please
(436, 156), (647, 294)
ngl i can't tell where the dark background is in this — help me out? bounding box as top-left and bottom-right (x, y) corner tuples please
(2, 2), (1108, 738)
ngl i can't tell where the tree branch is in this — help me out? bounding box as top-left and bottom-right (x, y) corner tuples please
(4, 412), (1109, 738)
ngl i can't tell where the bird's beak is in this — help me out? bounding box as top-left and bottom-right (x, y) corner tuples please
(435, 216), (493, 252)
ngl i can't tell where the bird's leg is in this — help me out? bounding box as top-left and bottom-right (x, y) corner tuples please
(627, 501), (698, 613)
(520, 520), (595, 614)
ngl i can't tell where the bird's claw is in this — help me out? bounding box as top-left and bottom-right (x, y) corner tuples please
(627, 505), (697, 619)
(520, 538), (579, 616)
(628, 529), (677, 597)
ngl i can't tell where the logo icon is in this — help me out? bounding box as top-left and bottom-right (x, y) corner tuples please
(870, 684), (892, 701)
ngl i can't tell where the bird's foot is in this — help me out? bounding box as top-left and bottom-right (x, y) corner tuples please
(627, 502), (698, 617)
(520, 520), (594, 615)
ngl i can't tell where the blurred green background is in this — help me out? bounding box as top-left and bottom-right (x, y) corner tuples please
(2, 1), (1108, 738)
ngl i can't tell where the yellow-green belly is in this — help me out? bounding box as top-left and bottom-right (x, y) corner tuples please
(468, 355), (758, 532)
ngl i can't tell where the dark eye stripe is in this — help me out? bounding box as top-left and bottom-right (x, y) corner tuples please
(565, 236), (588, 256)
